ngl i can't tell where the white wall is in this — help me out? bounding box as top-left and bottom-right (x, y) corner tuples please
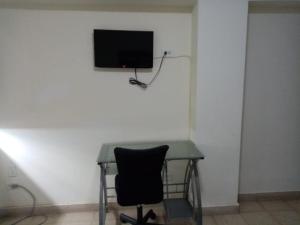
(193, 0), (248, 207)
(190, 3), (198, 139)
(239, 13), (300, 194)
(0, 9), (191, 206)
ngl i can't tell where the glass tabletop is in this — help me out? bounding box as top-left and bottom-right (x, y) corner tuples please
(97, 140), (204, 164)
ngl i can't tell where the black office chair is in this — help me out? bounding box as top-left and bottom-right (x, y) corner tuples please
(114, 145), (169, 225)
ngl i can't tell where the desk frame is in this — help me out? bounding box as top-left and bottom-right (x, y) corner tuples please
(97, 141), (204, 225)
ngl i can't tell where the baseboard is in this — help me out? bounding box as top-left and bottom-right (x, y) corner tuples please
(3, 203), (99, 216)
(2, 202), (239, 217)
(239, 191), (300, 202)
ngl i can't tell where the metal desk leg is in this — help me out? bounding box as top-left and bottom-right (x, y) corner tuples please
(192, 160), (202, 225)
(183, 160), (192, 199)
(164, 160), (169, 199)
(102, 165), (108, 212)
(99, 164), (106, 225)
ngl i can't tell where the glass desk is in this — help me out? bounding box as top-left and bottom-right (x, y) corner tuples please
(97, 140), (204, 225)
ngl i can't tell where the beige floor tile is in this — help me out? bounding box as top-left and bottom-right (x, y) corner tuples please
(241, 212), (280, 225)
(271, 210), (300, 225)
(203, 216), (217, 225)
(107, 217), (165, 225)
(4, 200), (300, 225)
(100, 221), (119, 225)
(239, 201), (264, 212)
(259, 200), (292, 211)
(214, 214), (248, 225)
(44, 222), (61, 225)
(92, 218), (121, 225)
(44, 214), (66, 224)
(0, 216), (50, 225)
(0, 216), (24, 225)
(92, 212), (164, 225)
(167, 218), (194, 225)
(286, 200), (300, 212)
(60, 222), (92, 225)
(93, 211), (118, 222)
(95, 208), (164, 222)
(168, 222), (194, 225)
(57, 212), (94, 223)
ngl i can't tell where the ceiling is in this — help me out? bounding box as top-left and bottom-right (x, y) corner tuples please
(0, 0), (196, 12)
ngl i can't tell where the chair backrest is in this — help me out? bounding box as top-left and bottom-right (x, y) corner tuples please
(114, 145), (169, 206)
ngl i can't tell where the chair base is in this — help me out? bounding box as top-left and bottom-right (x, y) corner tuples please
(119, 206), (162, 225)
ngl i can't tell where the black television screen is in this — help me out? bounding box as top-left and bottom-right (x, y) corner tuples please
(94, 29), (153, 69)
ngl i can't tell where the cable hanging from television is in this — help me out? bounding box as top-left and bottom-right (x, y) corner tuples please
(129, 51), (167, 89)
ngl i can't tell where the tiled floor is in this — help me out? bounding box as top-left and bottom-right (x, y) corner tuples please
(1, 200), (300, 225)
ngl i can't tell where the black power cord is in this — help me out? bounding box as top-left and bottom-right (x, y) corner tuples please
(9, 184), (48, 225)
(129, 51), (167, 89)
(129, 68), (148, 89)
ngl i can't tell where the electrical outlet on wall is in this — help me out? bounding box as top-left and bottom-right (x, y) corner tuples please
(160, 50), (172, 56)
(164, 50), (172, 55)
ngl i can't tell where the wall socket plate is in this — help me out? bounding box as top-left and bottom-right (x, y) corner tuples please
(165, 50), (172, 55)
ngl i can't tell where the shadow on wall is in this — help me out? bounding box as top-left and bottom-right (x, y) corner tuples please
(0, 132), (54, 217)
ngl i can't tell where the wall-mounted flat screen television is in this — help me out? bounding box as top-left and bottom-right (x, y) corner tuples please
(94, 29), (153, 69)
